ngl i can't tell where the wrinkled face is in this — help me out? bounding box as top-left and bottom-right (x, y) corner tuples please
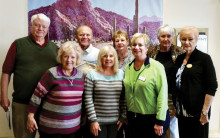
(76, 26), (93, 50)
(131, 37), (148, 58)
(101, 51), (115, 69)
(61, 51), (77, 71)
(30, 18), (49, 39)
(158, 32), (173, 48)
(180, 33), (197, 53)
(115, 36), (129, 51)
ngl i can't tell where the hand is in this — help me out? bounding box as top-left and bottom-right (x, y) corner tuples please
(154, 124), (163, 136)
(27, 113), (38, 133)
(200, 113), (209, 125)
(117, 121), (123, 131)
(1, 97), (10, 112)
(90, 122), (101, 136)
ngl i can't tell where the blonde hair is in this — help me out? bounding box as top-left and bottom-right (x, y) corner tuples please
(57, 41), (82, 66)
(131, 33), (150, 48)
(113, 30), (129, 42)
(31, 13), (50, 26)
(179, 26), (199, 41)
(96, 45), (118, 73)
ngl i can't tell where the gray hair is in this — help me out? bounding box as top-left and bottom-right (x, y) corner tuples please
(158, 24), (175, 38)
(31, 13), (50, 26)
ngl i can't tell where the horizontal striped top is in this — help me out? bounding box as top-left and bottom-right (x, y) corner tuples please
(84, 69), (126, 125)
(27, 65), (85, 134)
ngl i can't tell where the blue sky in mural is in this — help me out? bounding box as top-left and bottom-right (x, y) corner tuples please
(90, 0), (163, 19)
(28, 0), (57, 11)
(28, 0), (163, 19)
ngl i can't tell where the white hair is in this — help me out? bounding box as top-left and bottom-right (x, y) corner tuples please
(31, 13), (50, 26)
(158, 24), (175, 38)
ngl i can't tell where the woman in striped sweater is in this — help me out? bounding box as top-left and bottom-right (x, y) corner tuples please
(84, 45), (126, 138)
(27, 41), (85, 138)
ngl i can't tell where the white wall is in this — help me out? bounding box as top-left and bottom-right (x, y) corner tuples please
(164, 0), (220, 137)
(0, 0), (219, 137)
(0, 0), (28, 137)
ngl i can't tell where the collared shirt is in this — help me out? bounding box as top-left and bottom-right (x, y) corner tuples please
(124, 57), (168, 123)
(118, 48), (134, 71)
(82, 44), (99, 64)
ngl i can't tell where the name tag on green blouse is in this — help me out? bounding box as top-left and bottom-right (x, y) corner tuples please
(138, 76), (146, 81)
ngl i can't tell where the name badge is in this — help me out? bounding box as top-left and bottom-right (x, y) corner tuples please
(138, 76), (146, 81)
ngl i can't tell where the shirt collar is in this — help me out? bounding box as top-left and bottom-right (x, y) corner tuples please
(143, 56), (150, 66)
(84, 44), (93, 53)
(129, 55), (150, 67)
(57, 64), (77, 77)
(29, 34), (48, 47)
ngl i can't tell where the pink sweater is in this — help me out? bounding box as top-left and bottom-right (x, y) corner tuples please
(27, 65), (85, 134)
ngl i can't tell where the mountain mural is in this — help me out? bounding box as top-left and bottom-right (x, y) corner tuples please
(139, 15), (162, 24)
(28, 0), (162, 45)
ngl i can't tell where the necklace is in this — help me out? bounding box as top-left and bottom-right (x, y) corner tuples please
(67, 78), (74, 86)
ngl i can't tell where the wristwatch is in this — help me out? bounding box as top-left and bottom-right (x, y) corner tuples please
(202, 110), (208, 116)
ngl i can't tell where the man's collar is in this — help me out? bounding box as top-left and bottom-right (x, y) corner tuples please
(29, 34), (48, 47)
(84, 44), (93, 53)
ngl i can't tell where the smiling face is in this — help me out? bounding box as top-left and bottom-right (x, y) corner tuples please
(114, 35), (129, 52)
(131, 37), (148, 58)
(30, 18), (49, 40)
(158, 32), (173, 49)
(76, 26), (93, 51)
(61, 51), (77, 72)
(101, 51), (115, 69)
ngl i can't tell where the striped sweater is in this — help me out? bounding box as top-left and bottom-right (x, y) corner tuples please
(84, 69), (126, 125)
(27, 65), (85, 134)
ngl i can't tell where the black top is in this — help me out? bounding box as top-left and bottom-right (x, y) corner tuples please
(174, 48), (218, 116)
(156, 51), (176, 94)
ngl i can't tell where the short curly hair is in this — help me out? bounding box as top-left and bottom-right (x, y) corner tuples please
(57, 41), (82, 66)
(130, 33), (150, 48)
(31, 13), (50, 26)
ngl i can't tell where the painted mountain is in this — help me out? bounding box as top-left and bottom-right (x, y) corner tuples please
(28, 0), (162, 45)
